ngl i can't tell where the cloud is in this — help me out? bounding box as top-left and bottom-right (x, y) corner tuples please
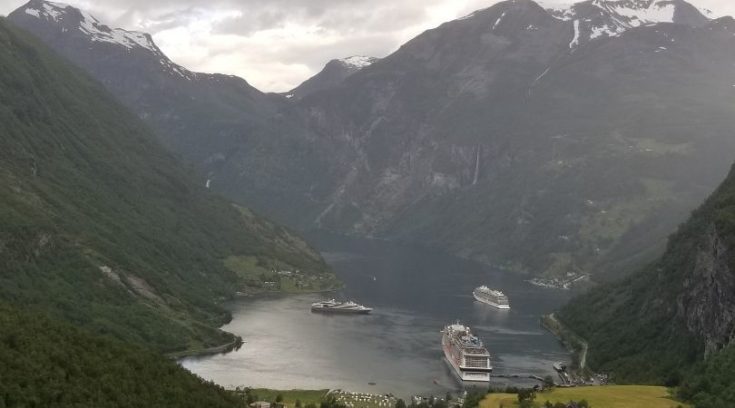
(1, 0), (733, 92)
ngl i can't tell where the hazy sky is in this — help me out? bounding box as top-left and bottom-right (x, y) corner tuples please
(1, 0), (733, 92)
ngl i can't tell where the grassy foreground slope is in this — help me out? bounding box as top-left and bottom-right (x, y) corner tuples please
(481, 386), (688, 408)
(0, 303), (244, 408)
(0, 17), (334, 353)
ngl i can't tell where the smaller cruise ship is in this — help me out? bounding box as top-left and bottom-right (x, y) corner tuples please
(473, 286), (510, 309)
(311, 299), (373, 314)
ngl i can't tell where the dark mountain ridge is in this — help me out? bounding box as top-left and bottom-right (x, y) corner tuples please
(7, 0), (345, 228)
(9, 0), (735, 286)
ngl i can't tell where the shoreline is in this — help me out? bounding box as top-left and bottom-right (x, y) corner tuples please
(167, 336), (244, 359)
(173, 287), (340, 360)
(235, 286), (341, 298)
(527, 275), (591, 290)
(541, 313), (589, 372)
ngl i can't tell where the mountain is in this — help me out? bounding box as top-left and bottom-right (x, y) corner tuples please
(7, 0), (344, 226)
(557, 159), (735, 386)
(291, 0), (735, 282)
(287, 56), (379, 100)
(10, 0), (735, 285)
(0, 303), (243, 407)
(0, 16), (334, 353)
(8, 0), (274, 154)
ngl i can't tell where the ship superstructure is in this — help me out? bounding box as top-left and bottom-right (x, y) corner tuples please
(473, 286), (510, 309)
(441, 323), (492, 382)
(310, 299), (372, 314)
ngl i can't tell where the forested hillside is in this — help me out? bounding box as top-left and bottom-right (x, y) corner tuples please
(0, 303), (244, 407)
(559, 162), (735, 392)
(679, 343), (735, 408)
(0, 17), (334, 353)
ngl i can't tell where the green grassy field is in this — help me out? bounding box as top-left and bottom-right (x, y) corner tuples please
(239, 389), (328, 407)
(224, 255), (341, 294)
(480, 386), (689, 408)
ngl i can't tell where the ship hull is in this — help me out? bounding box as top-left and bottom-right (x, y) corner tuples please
(473, 292), (510, 309)
(310, 307), (372, 314)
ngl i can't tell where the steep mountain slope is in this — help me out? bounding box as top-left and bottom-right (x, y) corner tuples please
(287, 56), (379, 100)
(8, 0), (273, 155)
(0, 303), (243, 407)
(294, 0), (735, 283)
(0, 17), (333, 353)
(10, 0), (735, 284)
(558, 161), (735, 384)
(8, 0), (343, 225)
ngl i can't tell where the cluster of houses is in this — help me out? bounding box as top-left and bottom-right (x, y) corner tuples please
(332, 391), (397, 408)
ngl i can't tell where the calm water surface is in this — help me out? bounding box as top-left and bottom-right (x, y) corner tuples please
(181, 233), (573, 397)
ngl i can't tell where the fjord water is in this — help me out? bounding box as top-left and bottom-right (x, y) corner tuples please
(181, 233), (572, 397)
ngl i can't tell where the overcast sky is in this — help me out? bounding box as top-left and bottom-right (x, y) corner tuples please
(1, 0), (733, 92)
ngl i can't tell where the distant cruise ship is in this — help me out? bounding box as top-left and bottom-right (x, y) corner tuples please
(441, 323), (492, 382)
(310, 299), (372, 314)
(473, 286), (510, 309)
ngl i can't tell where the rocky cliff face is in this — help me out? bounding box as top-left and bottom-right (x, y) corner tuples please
(679, 225), (735, 356)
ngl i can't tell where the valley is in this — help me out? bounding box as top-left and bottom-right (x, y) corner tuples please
(180, 232), (572, 396)
(0, 0), (734, 406)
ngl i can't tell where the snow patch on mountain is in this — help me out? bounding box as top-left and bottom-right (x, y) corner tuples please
(21, 1), (198, 81)
(543, 0), (708, 48)
(570, 19), (581, 48)
(599, 0), (676, 26)
(590, 23), (624, 39)
(338, 56), (378, 69)
(493, 11), (507, 30)
(39, 1), (63, 20)
(548, 0), (678, 25)
(23, 1), (159, 53)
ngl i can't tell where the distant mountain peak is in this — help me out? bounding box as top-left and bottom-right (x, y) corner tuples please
(286, 55), (379, 99)
(538, 0), (708, 47)
(20, 0), (160, 53)
(545, 0), (697, 23)
(12, 0), (199, 80)
(457, 0), (549, 22)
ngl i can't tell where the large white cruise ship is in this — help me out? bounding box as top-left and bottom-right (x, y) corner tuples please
(441, 323), (492, 382)
(473, 286), (510, 309)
